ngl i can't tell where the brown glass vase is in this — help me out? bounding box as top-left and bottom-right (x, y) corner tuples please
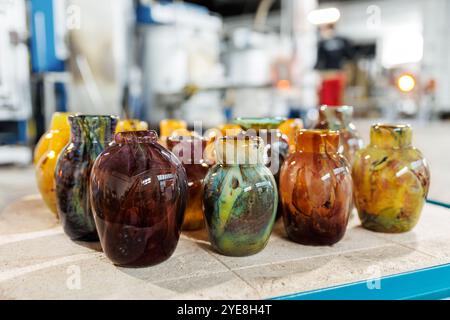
(279, 130), (353, 245)
(90, 130), (188, 267)
(167, 136), (213, 231)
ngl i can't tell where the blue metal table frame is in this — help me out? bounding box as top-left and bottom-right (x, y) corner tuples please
(274, 200), (450, 300)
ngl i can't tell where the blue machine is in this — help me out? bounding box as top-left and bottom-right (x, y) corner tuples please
(29, 0), (66, 73)
(28, 0), (68, 146)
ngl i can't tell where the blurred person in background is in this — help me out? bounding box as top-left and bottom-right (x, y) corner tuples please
(315, 23), (354, 107)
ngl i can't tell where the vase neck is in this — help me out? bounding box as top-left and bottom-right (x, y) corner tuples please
(296, 130), (340, 154)
(318, 105), (354, 130)
(115, 130), (158, 145)
(50, 112), (71, 132)
(216, 136), (265, 165)
(159, 119), (187, 137)
(69, 115), (117, 145)
(370, 124), (412, 149)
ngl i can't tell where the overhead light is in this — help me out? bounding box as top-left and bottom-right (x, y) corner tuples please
(397, 74), (416, 93)
(307, 8), (341, 25)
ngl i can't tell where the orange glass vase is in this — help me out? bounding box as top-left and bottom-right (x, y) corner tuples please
(279, 130), (353, 245)
(35, 113), (71, 215)
(279, 118), (304, 153)
(167, 135), (213, 230)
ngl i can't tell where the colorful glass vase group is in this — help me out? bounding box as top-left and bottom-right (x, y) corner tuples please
(34, 109), (430, 267)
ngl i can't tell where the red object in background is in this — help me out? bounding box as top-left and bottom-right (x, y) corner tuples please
(319, 73), (346, 107)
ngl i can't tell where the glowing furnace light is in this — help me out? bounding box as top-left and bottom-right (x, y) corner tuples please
(397, 74), (416, 93)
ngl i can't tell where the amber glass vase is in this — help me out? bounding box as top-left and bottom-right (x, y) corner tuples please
(159, 119), (187, 146)
(352, 124), (430, 233)
(278, 118), (304, 153)
(34, 112), (71, 165)
(167, 136), (212, 230)
(203, 136), (278, 256)
(90, 131), (188, 267)
(280, 130), (353, 245)
(55, 115), (118, 241)
(115, 119), (148, 133)
(35, 113), (71, 215)
(315, 105), (363, 165)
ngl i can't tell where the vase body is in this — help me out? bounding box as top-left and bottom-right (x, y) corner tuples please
(115, 119), (148, 133)
(203, 136), (278, 256)
(278, 118), (304, 153)
(90, 131), (187, 267)
(280, 130), (353, 245)
(55, 115), (117, 241)
(352, 124), (430, 233)
(315, 105), (363, 165)
(35, 113), (71, 215)
(167, 136), (212, 230)
(234, 117), (289, 217)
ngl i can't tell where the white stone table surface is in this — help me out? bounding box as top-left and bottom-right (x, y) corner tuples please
(0, 194), (449, 300)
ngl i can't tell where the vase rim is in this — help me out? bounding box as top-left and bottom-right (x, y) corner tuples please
(69, 114), (118, 120)
(372, 123), (411, 130)
(234, 117), (286, 130)
(298, 129), (339, 136)
(115, 130), (159, 144)
(167, 134), (208, 143)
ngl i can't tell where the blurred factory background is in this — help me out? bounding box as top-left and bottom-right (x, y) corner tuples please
(1, 0), (450, 165)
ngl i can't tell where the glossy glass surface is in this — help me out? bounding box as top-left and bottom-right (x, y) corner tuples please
(34, 112), (71, 164)
(167, 136), (212, 231)
(315, 105), (364, 165)
(35, 113), (71, 215)
(280, 130), (353, 245)
(203, 136), (278, 256)
(90, 131), (187, 267)
(115, 119), (148, 133)
(352, 124), (430, 233)
(278, 118), (304, 153)
(234, 117), (289, 218)
(55, 115), (117, 241)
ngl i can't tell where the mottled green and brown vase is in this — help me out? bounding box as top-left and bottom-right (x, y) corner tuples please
(352, 124), (430, 233)
(55, 115), (118, 241)
(203, 136), (278, 256)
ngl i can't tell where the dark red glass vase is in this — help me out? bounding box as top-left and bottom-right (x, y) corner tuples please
(90, 131), (188, 267)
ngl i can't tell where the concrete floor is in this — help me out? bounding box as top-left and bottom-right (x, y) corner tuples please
(0, 120), (449, 299)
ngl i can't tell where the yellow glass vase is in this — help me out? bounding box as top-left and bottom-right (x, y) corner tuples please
(115, 119), (148, 133)
(352, 124), (430, 233)
(35, 113), (71, 215)
(159, 119), (187, 147)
